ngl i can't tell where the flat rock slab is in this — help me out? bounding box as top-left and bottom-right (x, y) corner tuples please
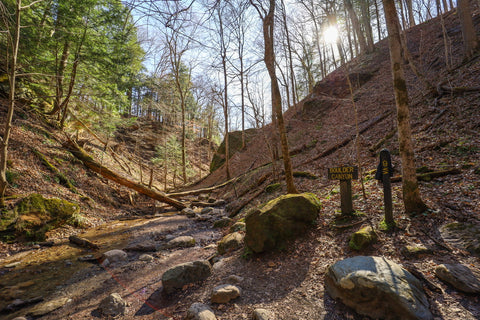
(440, 222), (480, 256)
(162, 260), (212, 294)
(325, 256), (432, 320)
(211, 284), (241, 303)
(435, 263), (480, 293)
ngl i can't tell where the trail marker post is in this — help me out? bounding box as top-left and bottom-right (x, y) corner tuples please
(328, 166), (358, 215)
(375, 149), (394, 226)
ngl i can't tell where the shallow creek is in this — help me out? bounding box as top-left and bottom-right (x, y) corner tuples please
(0, 212), (220, 316)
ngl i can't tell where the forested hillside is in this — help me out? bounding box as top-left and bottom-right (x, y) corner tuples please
(1, 0), (480, 319)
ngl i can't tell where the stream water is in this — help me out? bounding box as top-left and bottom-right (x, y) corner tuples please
(0, 211), (222, 319)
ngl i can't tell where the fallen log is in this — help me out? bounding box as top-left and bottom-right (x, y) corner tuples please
(167, 176), (240, 198)
(63, 138), (186, 210)
(390, 168), (461, 183)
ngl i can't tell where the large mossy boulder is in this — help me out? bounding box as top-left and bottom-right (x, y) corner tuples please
(245, 193), (321, 253)
(325, 256), (432, 320)
(0, 193), (82, 241)
(210, 128), (257, 173)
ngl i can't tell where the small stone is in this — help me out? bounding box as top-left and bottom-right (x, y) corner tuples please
(211, 284), (241, 303)
(181, 208), (196, 218)
(166, 236), (195, 249)
(64, 260), (72, 267)
(98, 293), (127, 317)
(217, 232), (244, 255)
(226, 275), (244, 284)
(139, 254), (154, 261)
(185, 303), (216, 320)
(201, 207), (214, 214)
(101, 249), (128, 266)
(213, 217), (232, 228)
(401, 244), (433, 257)
(435, 263), (480, 293)
(253, 308), (275, 320)
(12, 317), (28, 320)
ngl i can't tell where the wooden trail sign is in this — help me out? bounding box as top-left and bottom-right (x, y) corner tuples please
(328, 166), (358, 215)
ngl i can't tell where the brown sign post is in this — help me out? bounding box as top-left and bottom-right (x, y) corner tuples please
(328, 166), (358, 215)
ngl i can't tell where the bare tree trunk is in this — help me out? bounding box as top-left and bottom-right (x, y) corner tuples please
(361, 0), (375, 51)
(345, 0), (368, 54)
(0, 0), (21, 206)
(457, 0), (479, 59)
(382, 0), (427, 214)
(374, 0), (382, 40)
(405, 0), (416, 26)
(251, 0), (297, 194)
(280, 0), (297, 107)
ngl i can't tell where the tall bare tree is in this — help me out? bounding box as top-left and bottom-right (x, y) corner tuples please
(250, 0), (297, 194)
(382, 0), (427, 214)
(0, 0), (44, 206)
(457, 0), (479, 59)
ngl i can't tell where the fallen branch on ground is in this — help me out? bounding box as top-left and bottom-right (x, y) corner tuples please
(390, 168), (461, 183)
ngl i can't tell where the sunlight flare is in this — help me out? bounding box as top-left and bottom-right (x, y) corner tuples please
(323, 26), (339, 44)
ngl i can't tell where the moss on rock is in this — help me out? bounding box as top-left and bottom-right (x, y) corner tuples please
(245, 193), (322, 253)
(265, 183), (281, 193)
(349, 226), (377, 251)
(1, 193), (83, 241)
